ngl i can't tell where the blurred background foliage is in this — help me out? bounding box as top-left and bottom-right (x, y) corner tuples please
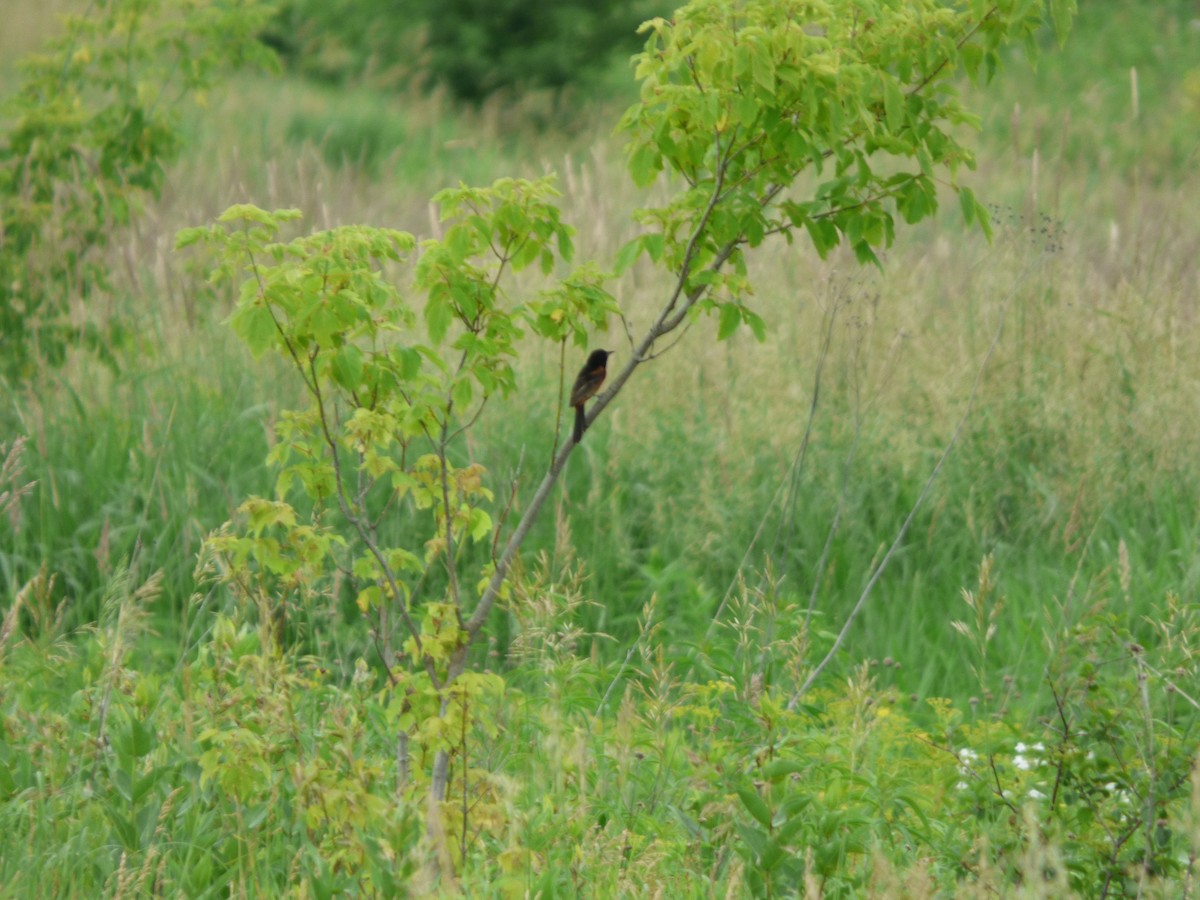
(264, 0), (668, 102)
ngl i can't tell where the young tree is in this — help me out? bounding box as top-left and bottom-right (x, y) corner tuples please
(180, 0), (1075, 879)
(0, 0), (274, 381)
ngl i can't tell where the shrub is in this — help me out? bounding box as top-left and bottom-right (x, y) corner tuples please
(0, 0), (274, 381)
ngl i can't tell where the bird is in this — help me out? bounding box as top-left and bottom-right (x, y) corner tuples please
(570, 349), (611, 443)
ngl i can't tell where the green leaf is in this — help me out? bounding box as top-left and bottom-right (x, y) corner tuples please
(229, 303), (278, 357)
(804, 218), (840, 258)
(852, 240), (881, 270)
(760, 836), (784, 872)
(717, 303), (741, 341)
(217, 203), (276, 226)
(974, 195), (994, 241)
(736, 784), (773, 829)
(396, 347), (422, 380)
(775, 805), (812, 844)
(426, 294), (453, 344)
(102, 800), (139, 852)
(331, 345), (363, 391)
(174, 225), (212, 249)
(614, 236), (645, 275)
(1050, 0), (1076, 47)
(896, 177), (930, 225)
(760, 759), (805, 782)
(752, 52), (775, 94)
(628, 143), (662, 187)
(356, 585), (381, 613)
(958, 185), (977, 227)
(469, 508), (493, 542)
(744, 309), (767, 343)
(556, 226), (575, 263)
(113, 714), (157, 762)
(241, 497), (297, 535)
(735, 93), (760, 128)
(736, 821), (769, 858)
(452, 378), (473, 411)
(883, 78), (905, 132)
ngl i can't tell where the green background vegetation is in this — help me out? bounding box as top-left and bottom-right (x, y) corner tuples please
(2, 0), (1199, 895)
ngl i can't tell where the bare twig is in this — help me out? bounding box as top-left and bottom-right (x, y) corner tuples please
(805, 415), (863, 633)
(436, 416), (462, 611)
(460, 690), (470, 872)
(1132, 651), (1157, 878)
(1048, 679), (1071, 810)
(794, 250), (1047, 700)
(987, 753), (1022, 816)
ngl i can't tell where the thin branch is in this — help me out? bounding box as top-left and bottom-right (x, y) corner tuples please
(1048, 679), (1071, 810)
(907, 6), (998, 97)
(491, 447), (525, 565)
(551, 339), (568, 464)
(805, 415), (863, 634)
(247, 249), (317, 396)
(1140, 660), (1200, 714)
(460, 692), (470, 872)
(773, 285), (844, 571)
(436, 418), (462, 611)
(427, 346), (478, 615)
(657, 130), (733, 327)
(371, 626), (399, 688)
(801, 297), (910, 631)
(618, 307), (637, 356)
(1133, 651), (1157, 878)
(987, 753), (1022, 816)
(639, 312), (697, 362)
(447, 393), (493, 444)
(794, 250), (1046, 699)
(595, 642), (641, 720)
(306, 351), (439, 687)
(596, 595), (659, 720)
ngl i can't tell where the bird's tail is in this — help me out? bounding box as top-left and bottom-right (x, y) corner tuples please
(573, 405), (586, 443)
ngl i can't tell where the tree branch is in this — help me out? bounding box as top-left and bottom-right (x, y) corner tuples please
(461, 131), (747, 652)
(307, 352), (441, 688)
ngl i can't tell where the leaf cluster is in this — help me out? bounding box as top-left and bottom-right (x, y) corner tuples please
(614, 0), (1074, 343)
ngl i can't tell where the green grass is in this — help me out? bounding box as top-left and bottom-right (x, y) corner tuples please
(3, 0), (1200, 895)
(3, 339), (278, 634)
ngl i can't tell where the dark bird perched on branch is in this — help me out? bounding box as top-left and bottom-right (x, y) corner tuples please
(570, 349), (611, 443)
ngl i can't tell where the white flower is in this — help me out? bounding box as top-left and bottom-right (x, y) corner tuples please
(1013, 742), (1044, 771)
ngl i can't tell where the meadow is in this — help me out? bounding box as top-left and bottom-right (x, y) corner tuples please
(2, 1), (1199, 896)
